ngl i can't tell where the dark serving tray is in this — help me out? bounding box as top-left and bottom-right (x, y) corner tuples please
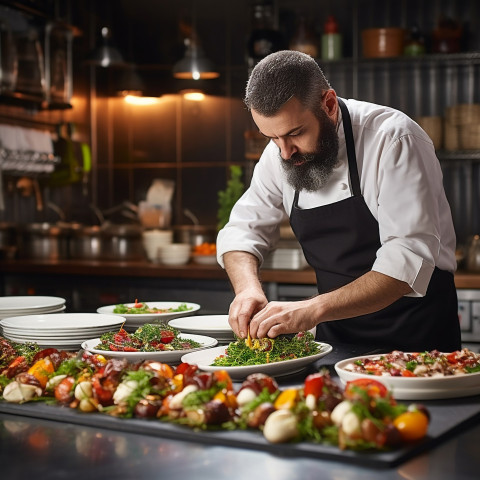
(1, 394), (479, 469)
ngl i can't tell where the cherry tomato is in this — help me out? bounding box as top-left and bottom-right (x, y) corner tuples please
(393, 411), (429, 442)
(28, 357), (55, 388)
(213, 369), (233, 391)
(160, 330), (175, 344)
(401, 369), (416, 377)
(304, 372), (324, 399)
(344, 378), (389, 400)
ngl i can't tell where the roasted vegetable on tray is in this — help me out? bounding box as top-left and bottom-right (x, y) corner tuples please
(0, 335), (432, 452)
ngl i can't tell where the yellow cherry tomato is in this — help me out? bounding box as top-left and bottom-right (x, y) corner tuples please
(28, 357), (55, 388)
(274, 388), (299, 410)
(393, 411), (429, 442)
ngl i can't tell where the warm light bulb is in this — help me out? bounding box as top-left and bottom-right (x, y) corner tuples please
(124, 95), (159, 105)
(183, 91), (205, 101)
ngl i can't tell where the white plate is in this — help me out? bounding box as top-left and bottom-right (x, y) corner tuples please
(82, 334), (218, 363)
(0, 296), (65, 311)
(0, 305), (66, 320)
(334, 354), (480, 400)
(1, 326), (122, 337)
(0, 313), (124, 330)
(168, 315), (235, 342)
(96, 302), (201, 326)
(181, 342), (333, 380)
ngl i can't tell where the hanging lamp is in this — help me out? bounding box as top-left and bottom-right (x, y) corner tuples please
(86, 26), (126, 67)
(173, 1), (219, 80)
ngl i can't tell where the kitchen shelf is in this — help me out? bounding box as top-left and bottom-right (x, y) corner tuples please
(437, 150), (480, 162)
(0, 92), (72, 111)
(318, 52), (480, 67)
(96, 161), (252, 169)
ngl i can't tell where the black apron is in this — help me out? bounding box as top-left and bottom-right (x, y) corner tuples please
(289, 98), (461, 352)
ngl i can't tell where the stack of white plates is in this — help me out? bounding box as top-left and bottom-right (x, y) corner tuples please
(0, 296), (67, 321)
(0, 313), (125, 350)
(169, 315), (235, 343)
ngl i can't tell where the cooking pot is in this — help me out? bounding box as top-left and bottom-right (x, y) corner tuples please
(69, 225), (104, 260)
(101, 223), (145, 261)
(362, 28), (406, 58)
(173, 225), (217, 247)
(19, 222), (71, 260)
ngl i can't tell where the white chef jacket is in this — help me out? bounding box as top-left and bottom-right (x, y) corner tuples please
(217, 98), (457, 297)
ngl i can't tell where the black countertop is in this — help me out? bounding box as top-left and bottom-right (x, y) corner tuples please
(1, 342), (480, 479)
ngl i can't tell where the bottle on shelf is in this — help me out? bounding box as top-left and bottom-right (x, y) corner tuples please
(321, 15), (342, 60)
(246, 0), (286, 71)
(404, 23), (426, 56)
(289, 15), (318, 58)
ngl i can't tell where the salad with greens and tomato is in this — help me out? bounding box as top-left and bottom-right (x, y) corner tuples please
(113, 300), (192, 315)
(212, 331), (321, 367)
(95, 323), (202, 353)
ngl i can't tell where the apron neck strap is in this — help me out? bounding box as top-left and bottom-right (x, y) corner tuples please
(337, 98), (361, 197)
(293, 97), (361, 207)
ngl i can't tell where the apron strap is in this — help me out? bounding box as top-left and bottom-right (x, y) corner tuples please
(337, 98), (361, 197)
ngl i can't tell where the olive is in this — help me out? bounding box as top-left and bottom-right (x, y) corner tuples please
(134, 399), (160, 418)
(312, 410), (331, 430)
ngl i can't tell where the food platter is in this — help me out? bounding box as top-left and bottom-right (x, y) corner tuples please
(335, 354), (480, 400)
(181, 342), (333, 380)
(96, 301), (201, 328)
(168, 314), (235, 343)
(82, 334), (218, 363)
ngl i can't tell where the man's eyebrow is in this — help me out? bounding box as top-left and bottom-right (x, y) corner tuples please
(259, 126), (302, 139)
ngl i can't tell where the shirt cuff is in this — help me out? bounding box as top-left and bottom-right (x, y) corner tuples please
(372, 247), (435, 297)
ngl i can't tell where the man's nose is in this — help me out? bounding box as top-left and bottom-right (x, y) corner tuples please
(278, 139), (297, 160)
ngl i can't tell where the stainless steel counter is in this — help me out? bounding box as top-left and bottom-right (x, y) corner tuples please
(1, 411), (479, 480)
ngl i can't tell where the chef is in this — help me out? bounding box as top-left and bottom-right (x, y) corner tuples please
(216, 50), (461, 352)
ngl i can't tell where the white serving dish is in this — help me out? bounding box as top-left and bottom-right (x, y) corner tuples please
(169, 314), (235, 343)
(335, 354), (480, 400)
(181, 342), (333, 380)
(82, 334), (218, 363)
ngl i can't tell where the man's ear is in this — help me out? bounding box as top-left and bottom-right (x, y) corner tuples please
(323, 89), (338, 120)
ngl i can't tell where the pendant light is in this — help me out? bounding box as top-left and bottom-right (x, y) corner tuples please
(86, 26), (126, 67)
(173, 1), (219, 80)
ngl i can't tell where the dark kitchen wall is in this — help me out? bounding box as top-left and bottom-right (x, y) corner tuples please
(2, 0), (480, 244)
(88, 0), (480, 243)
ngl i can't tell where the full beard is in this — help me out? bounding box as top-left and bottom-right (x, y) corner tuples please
(280, 109), (340, 192)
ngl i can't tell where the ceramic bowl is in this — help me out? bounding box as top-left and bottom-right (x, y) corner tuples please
(159, 243), (191, 265)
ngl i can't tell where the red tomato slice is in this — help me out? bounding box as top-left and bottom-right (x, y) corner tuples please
(160, 331), (175, 344)
(344, 378), (389, 399)
(303, 372), (324, 399)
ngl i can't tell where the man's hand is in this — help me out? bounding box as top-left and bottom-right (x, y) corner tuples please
(228, 287), (268, 338)
(248, 298), (319, 338)
(223, 250), (267, 338)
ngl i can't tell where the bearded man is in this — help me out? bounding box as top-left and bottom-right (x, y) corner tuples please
(216, 50), (460, 352)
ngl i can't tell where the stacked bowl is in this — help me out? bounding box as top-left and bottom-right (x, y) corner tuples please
(142, 229), (173, 262)
(159, 243), (192, 265)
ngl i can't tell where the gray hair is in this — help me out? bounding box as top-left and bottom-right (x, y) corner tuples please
(244, 50), (332, 116)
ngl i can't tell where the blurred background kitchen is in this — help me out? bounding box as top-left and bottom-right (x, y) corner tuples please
(1, 0), (480, 348)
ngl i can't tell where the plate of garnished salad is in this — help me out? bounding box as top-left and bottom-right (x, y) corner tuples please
(334, 348), (480, 400)
(181, 331), (332, 380)
(97, 300), (200, 328)
(82, 323), (217, 363)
